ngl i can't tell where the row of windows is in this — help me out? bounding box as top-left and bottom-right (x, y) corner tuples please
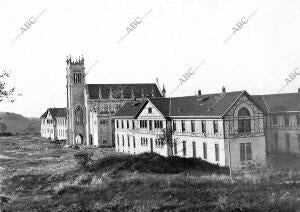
(173, 120), (220, 134)
(116, 134), (136, 148)
(42, 119), (67, 126)
(74, 72), (82, 83)
(42, 128), (54, 134)
(58, 129), (67, 137)
(57, 119), (67, 126)
(273, 133), (300, 151)
(100, 120), (109, 125)
(42, 119), (53, 124)
(116, 120), (163, 130)
(272, 114), (300, 126)
(115, 134), (224, 162)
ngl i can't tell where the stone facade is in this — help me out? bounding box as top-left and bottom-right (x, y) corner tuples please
(65, 56), (165, 147)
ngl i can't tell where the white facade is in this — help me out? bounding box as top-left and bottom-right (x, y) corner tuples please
(115, 93), (267, 169)
(40, 109), (67, 140)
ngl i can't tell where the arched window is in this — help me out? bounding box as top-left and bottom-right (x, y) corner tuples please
(75, 106), (83, 125)
(238, 107), (251, 133)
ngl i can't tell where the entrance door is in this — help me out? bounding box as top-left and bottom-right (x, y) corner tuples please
(75, 134), (83, 145)
(150, 138), (153, 153)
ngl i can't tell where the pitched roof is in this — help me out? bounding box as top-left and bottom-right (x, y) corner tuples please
(40, 108), (67, 119)
(114, 100), (148, 118)
(252, 92), (300, 113)
(114, 91), (247, 118)
(87, 83), (162, 99)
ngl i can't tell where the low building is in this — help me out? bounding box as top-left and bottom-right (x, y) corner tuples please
(40, 108), (67, 140)
(253, 89), (300, 154)
(114, 88), (266, 169)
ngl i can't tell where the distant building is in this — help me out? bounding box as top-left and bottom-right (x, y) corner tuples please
(253, 89), (300, 154)
(40, 108), (67, 140)
(114, 89), (267, 169)
(65, 56), (165, 147)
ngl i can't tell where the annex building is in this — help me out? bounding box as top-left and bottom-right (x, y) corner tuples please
(114, 88), (300, 169)
(40, 108), (67, 140)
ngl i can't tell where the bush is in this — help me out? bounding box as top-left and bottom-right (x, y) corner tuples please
(74, 151), (93, 168)
(88, 153), (229, 175)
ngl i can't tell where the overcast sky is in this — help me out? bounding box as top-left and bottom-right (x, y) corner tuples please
(1, 0), (300, 117)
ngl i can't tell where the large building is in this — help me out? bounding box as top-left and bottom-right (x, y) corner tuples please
(40, 108), (67, 140)
(253, 91), (300, 154)
(114, 89), (267, 169)
(65, 56), (165, 147)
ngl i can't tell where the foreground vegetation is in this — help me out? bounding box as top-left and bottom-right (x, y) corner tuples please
(0, 136), (300, 211)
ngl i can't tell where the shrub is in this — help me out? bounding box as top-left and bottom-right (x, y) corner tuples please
(87, 153), (229, 175)
(74, 151), (93, 168)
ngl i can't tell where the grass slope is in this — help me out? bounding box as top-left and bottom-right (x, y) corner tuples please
(0, 136), (300, 211)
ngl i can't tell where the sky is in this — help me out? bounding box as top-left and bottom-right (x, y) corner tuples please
(0, 0), (300, 118)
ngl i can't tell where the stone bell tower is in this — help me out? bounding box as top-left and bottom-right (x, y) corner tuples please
(66, 55), (87, 145)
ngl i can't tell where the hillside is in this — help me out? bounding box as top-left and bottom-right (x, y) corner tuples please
(0, 112), (40, 134)
(0, 136), (299, 211)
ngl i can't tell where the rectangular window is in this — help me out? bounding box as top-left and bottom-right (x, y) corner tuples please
(272, 115), (278, 126)
(121, 120), (124, 128)
(117, 134), (119, 146)
(140, 120), (148, 128)
(203, 142), (207, 159)
(149, 120), (153, 130)
(297, 115), (300, 126)
(173, 140), (177, 155)
(285, 133), (290, 152)
(183, 141), (186, 157)
(122, 135), (124, 146)
(274, 132), (278, 150)
(213, 121), (218, 134)
(154, 121), (163, 129)
(173, 121), (176, 131)
(148, 108), (152, 113)
(181, 121), (185, 132)
(246, 143), (252, 160)
(127, 120), (129, 129)
(284, 115), (289, 126)
(191, 121), (195, 133)
(192, 141), (196, 158)
(116, 120), (119, 128)
(215, 144), (219, 161)
(201, 121), (206, 133)
(240, 143), (252, 161)
(132, 120), (135, 129)
(133, 136), (136, 148)
(240, 143), (245, 161)
(127, 135), (130, 147)
(238, 119), (251, 133)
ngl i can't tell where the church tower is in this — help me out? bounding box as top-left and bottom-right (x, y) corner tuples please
(66, 55), (87, 145)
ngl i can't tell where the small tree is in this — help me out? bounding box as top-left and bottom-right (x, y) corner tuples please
(0, 70), (21, 103)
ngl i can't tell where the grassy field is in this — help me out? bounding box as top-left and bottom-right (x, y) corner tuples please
(0, 136), (300, 211)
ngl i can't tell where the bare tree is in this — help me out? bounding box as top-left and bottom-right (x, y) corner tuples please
(0, 70), (21, 103)
(157, 123), (184, 157)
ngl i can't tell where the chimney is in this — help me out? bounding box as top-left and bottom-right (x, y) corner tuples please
(162, 84), (166, 97)
(197, 90), (201, 96)
(222, 86), (226, 94)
